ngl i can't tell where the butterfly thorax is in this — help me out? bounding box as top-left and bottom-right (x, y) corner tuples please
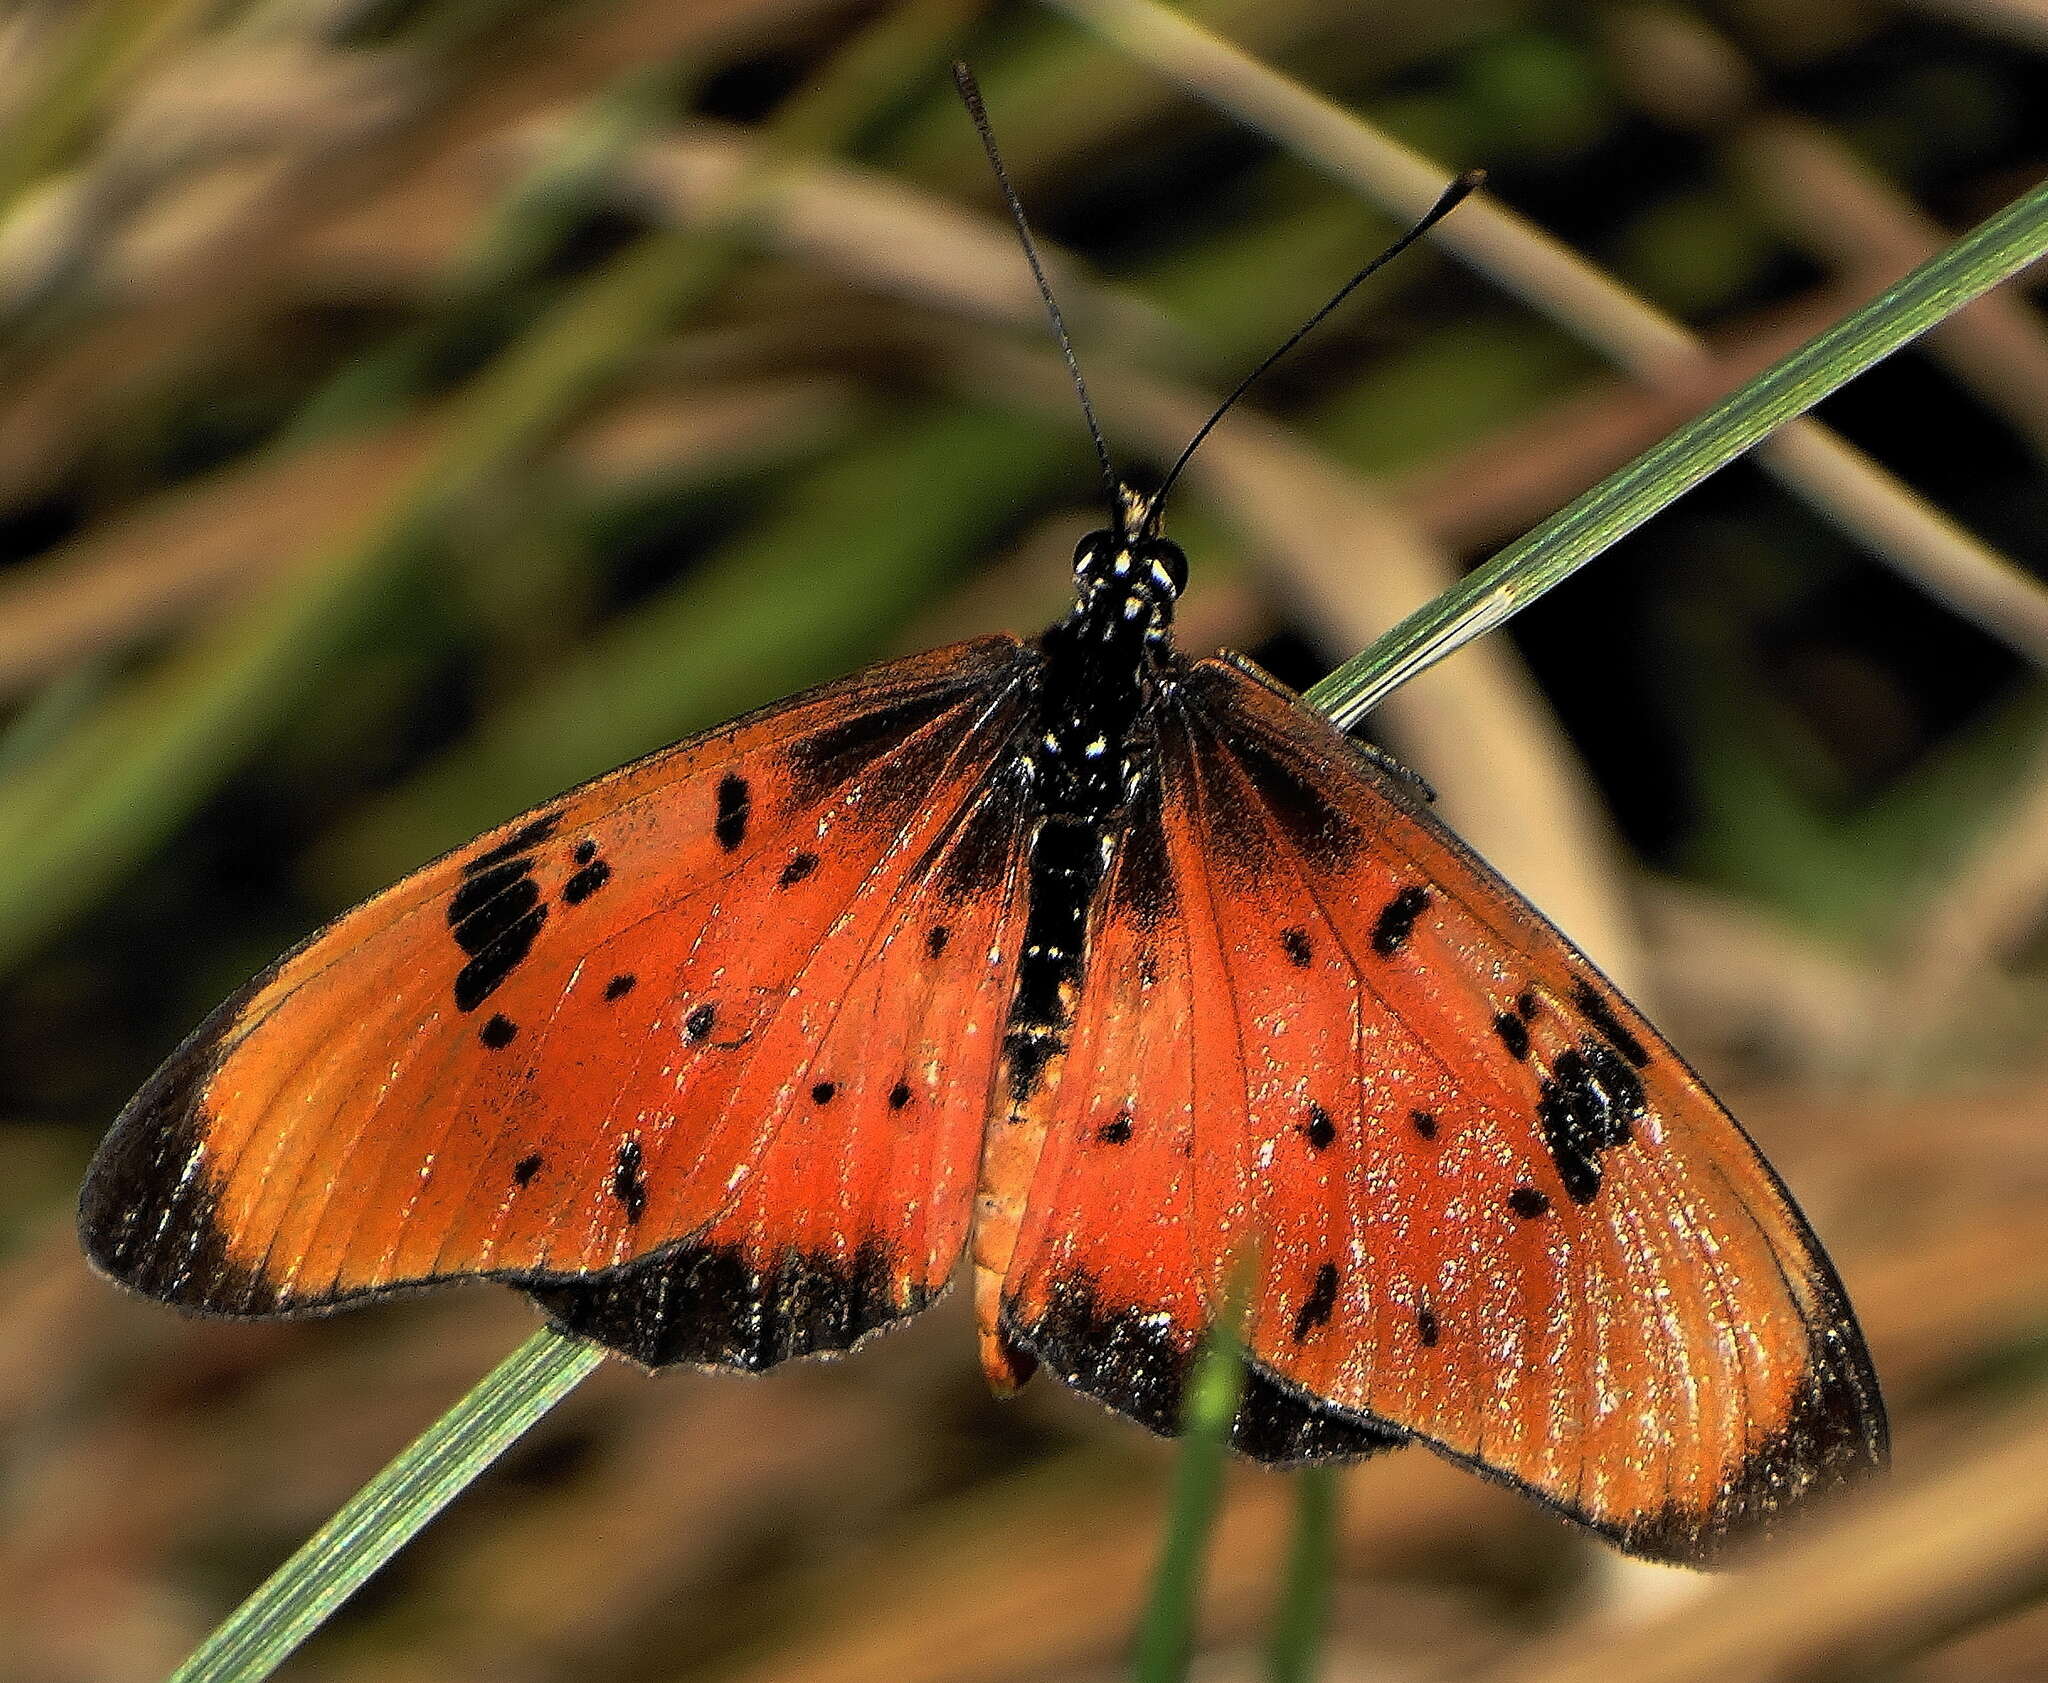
(972, 508), (1189, 1391)
(1030, 521), (1187, 816)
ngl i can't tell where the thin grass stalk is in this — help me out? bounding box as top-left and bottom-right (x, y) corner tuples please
(1266, 1465), (1338, 1683)
(168, 1330), (602, 1683)
(1133, 1319), (1250, 1682)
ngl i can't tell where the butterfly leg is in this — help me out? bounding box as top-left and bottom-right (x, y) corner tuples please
(1347, 738), (1436, 803)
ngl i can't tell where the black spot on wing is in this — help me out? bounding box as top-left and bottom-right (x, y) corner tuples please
(1537, 1039), (1647, 1204)
(513, 1153), (543, 1187)
(778, 852), (820, 889)
(612, 1139), (648, 1223)
(1371, 886), (1430, 956)
(1096, 1112), (1133, 1145)
(448, 859), (546, 1012)
(1302, 1103), (1336, 1152)
(926, 925), (951, 958)
(463, 813), (561, 875)
(480, 1014), (517, 1049)
(1411, 1109), (1438, 1140)
(1507, 1185), (1551, 1219)
(1292, 1262), (1339, 1342)
(1280, 927), (1313, 966)
(888, 1081), (913, 1109)
(1516, 988), (1541, 1022)
(715, 773), (750, 851)
(530, 1238), (925, 1371)
(1415, 1305), (1440, 1347)
(452, 909), (544, 1012)
(683, 1003), (717, 1042)
(1572, 978), (1653, 1069)
(1494, 1011), (1532, 1061)
(810, 1081), (837, 1104)
(562, 857), (611, 904)
(1005, 1271), (1403, 1463)
(604, 973), (636, 1001)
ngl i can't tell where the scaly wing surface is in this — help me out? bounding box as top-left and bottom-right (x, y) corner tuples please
(83, 638), (1039, 1369)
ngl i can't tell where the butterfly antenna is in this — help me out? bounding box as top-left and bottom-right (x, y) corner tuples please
(1146, 169), (1486, 529)
(953, 62), (1121, 525)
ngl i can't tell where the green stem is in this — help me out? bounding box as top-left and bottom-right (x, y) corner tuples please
(1305, 174), (2048, 726)
(1132, 1322), (1249, 1683)
(1265, 1467), (1337, 1683)
(170, 1331), (601, 1683)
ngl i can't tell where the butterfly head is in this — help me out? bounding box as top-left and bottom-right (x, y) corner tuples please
(1069, 486), (1188, 644)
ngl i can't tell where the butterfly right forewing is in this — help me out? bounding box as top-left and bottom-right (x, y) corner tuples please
(1173, 656), (1884, 1562)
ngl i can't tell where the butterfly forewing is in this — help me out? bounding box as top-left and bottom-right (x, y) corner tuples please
(1185, 656), (1883, 1560)
(82, 637), (1039, 1365)
(532, 723), (1039, 1368)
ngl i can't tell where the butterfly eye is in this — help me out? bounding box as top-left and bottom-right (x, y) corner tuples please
(1072, 532), (1115, 574)
(1140, 539), (1189, 596)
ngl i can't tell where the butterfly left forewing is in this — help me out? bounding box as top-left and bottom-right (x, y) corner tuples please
(1173, 655), (1885, 1562)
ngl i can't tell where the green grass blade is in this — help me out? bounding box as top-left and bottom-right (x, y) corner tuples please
(169, 1330), (602, 1683)
(1132, 1319), (1249, 1683)
(1265, 1466), (1337, 1683)
(1306, 173), (2048, 726)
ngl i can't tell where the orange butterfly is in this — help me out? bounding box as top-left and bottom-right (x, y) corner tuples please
(78, 90), (1884, 1569)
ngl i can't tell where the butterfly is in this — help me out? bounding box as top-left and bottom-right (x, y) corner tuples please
(77, 81), (1884, 1568)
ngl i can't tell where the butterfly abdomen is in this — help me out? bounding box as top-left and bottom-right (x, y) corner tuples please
(971, 525), (1185, 1389)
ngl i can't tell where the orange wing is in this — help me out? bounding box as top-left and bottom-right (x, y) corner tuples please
(82, 638), (1039, 1370)
(1003, 652), (1885, 1564)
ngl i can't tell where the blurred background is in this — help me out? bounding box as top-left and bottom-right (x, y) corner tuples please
(3, 0), (2048, 1678)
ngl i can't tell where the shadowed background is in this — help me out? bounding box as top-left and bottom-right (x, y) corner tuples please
(3, 0), (2048, 1678)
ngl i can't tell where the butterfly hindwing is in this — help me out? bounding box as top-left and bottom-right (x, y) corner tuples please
(1005, 652), (1884, 1564)
(999, 761), (1407, 1464)
(81, 637), (1039, 1369)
